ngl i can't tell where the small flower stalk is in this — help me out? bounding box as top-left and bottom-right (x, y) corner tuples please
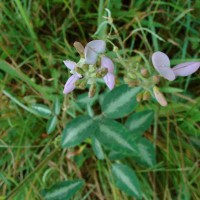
(63, 40), (115, 96)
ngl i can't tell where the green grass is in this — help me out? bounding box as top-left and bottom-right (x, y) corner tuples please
(0, 0), (200, 199)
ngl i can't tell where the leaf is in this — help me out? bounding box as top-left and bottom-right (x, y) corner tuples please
(101, 84), (141, 119)
(109, 138), (156, 167)
(77, 92), (98, 107)
(134, 138), (156, 167)
(41, 179), (84, 200)
(62, 115), (96, 148)
(31, 104), (52, 117)
(91, 136), (104, 160)
(125, 110), (154, 136)
(53, 97), (61, 115)
(46, 116), (57, 134)
(95, 118), (138, 155)
(112, 163), (142, 199)
(108, 151), (128, 161)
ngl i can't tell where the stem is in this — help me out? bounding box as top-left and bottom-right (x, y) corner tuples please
(6, 148), (59, 200)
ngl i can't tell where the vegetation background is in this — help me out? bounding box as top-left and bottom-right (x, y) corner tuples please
(0, 0), (200, 199)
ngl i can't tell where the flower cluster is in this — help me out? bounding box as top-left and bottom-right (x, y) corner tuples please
(63, 40), (115, 96)
(152, 51), (200, 106)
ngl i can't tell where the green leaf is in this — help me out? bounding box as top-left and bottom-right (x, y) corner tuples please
(31, 104), (52, 117)
(134, 138), (156, 167)
(91, 136), (104, 160)
(109, 138), (156, 167)
(62, 115), (96, 148)
(95, 118), (138, 155)
(41, 179), (84, 200)
(108, 151), (128, 161)
(125, 110), (154, 136)
(102, 85), (141, 119)
(53, 97), (61, 115)
(112, 163), (142, 199)
(46, 116), (57, 134)
(77, 92), (98, 107)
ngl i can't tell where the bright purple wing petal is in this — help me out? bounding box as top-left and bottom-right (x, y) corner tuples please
(172, 62), (200, 77)
(84, 46), (98, 64)
(85, 40), (106, 54)
(103, 73), (115, 90)
(152, 51), (170, 70)
(63, 74), (79, 94)
(63, 60), (76, 70)
(101, 56), (114, 73)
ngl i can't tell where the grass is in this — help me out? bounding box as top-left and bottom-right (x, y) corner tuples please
(0, 0), (200, 199)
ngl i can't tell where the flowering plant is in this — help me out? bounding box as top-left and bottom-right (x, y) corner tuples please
(63, 40), (115, 97)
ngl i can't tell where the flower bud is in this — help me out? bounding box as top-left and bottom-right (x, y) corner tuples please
(128, 73), (137, 79)
(82, 64), (89, 72)
(143, 91), (151, 101)
(153, 86), (167, 107)
(75, 79), (87, 89)
(88, 84), (96, 98)
(89, 66), (96, 73)
(75, 66), (84, 75)
(124, 77), (132, 84)
(96, 68), (108, 78)
(73, 41), (84, 56)
(113, 46), (118, 52)
(140, 68), (149, 77)
(136, 93), (143, 102)
(152, 75), (160, 84)
(128, 80), (140, 87)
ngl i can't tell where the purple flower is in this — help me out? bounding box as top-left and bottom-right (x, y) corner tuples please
(63, 40), (109, 94)
(63, 73), (80, 94)
(63, 61), (81, 94)
(152, 51), (200, 80)
(84, 40), (106, 64)
(101, 56), (115, 90)
(152, 51), (175, 81)
(172, 62), (200, 77)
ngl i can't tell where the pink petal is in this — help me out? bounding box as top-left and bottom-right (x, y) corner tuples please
(152, 51), (170, 70)
(84, 40), (106, 64)
(172, 62), (200, 77)
(153, 87), (167, 107)
(63, 60), (76, 70)
(85, 40), (106, 54)
(84, 46), (98, 64)
(63, 74), (79, 94)
(101, 56), (114, 73)
(103, 73), (115, 90)
(152, 51), (175, 81)
(156, 67), (176, 81)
